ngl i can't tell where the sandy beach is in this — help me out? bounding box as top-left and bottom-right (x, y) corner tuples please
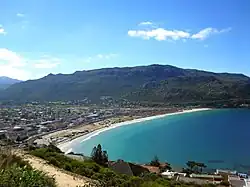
(57, 108), (211, 153)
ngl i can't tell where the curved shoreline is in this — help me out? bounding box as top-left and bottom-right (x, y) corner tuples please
(58, 108), (212, 153)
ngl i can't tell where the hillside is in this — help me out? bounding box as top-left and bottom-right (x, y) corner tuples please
(16, 150), (95, 187)
(0, 147), (56, 187)
(0, 64), (250, 103)
(28, 146), (221, 187)
(0, 76), (22, 89)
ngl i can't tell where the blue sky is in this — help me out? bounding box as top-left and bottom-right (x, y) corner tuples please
(0, 0), (249, 80)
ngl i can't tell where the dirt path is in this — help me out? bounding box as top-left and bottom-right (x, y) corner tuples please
(16, 151), (97, 187)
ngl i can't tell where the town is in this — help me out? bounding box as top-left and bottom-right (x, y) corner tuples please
(1, 100), (250, 187)
(0, 100), (184, 146)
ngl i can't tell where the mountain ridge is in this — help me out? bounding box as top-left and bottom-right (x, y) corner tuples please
(0, 64), (250, 103)
(0, 76), (22, 89)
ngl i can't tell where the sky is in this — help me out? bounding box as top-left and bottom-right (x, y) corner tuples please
(0, 0), (249, 80)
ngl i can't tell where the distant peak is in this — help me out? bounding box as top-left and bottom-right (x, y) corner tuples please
(46, 73), (55, 77)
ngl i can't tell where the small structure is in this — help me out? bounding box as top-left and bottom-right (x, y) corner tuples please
(190, 174), (223, 183)
(40, 121), (53, 125)
(178, 174), (223, 185)
(229, 175), (246, 187)
(141, 165), (160, 174)
(33, 138), (50, 147)
(244, 178), (250, 187)
(108, 160), (134, 176)
(13, 126), (24, 131)
(161, 170), (186, 179)
(108, 160), (149, 176)
(87, 114), (99, 119)
(238, 173), (248, 179)
(216, 169), (237, 175)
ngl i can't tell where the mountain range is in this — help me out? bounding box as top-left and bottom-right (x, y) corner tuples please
(0, 64), (250, 104)
(0, 77), (22, 90)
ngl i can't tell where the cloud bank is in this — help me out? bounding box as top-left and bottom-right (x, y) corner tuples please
(128, 22), (231, 41)
(0, 48), (61, 80)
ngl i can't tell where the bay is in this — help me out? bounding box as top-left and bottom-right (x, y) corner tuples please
(71, 109), (250, 172)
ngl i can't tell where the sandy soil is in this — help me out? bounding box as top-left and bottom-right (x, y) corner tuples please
(16, 151), (97, 187)
(39, 116), (135, 148)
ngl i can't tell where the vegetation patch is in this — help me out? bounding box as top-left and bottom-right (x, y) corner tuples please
(30, 145), (217, 187)
(0, 147), (56, 187)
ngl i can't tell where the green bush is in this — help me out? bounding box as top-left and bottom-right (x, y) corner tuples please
(0, 164), (56, 187)
(48, 157), (60, 167)
(64, 163), (72, 171)
(29, 147), (219, 187)
(0, 149), (56, 187)
(0, 152), (31, 169)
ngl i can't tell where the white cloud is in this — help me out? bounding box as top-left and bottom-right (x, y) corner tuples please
(191, 27), (231, 40)
(0, 25), (6, 35)
(139, 21), (153, 26)
(83, 53), (118, 63)
(128, 28), (190, 41)
(17, 13), (25, 17)
(97, 53), (118, 59)
(128, 24), (231, 41)
(33, 57), (61, 69)
(0, 48), (26, 67)
(0, 65), (30, 80)
(0, 48), (62, 80)
(0, 48), (29, 80)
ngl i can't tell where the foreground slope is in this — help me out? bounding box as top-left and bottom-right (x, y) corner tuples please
(18, 151), (95, 187)
(1, 64), (250, 103)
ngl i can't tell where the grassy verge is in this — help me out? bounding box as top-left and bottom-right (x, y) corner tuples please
(0, 147), (56, 187)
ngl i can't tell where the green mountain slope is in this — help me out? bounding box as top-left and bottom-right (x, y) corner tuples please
(0, 64), (250, 103)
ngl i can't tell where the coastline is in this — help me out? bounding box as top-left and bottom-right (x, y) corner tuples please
(57, 108), (211, 154)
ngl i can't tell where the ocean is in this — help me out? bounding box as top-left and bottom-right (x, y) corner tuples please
(71, 109), (250, 172)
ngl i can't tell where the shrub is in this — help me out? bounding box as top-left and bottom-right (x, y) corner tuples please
(29, 147), (215, 187)
(0, 149), (56, 187)
(48, 157), (60, 167)
(64, 163), (72, 171)
(150, 156), (160, 167)
(0, 164), (56, 187)
(47, 143), (63, 153)
(0, 152), (31, 169)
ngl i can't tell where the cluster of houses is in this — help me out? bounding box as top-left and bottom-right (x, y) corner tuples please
(104, 159), (249, 187)
(0, 102), (184, 145)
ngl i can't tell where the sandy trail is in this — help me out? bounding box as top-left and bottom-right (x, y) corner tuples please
(16, 151), (97, 187)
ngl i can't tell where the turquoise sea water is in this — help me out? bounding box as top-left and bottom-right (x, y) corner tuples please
(72, 109), (250, 172)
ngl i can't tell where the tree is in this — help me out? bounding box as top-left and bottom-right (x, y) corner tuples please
(102, 151), (108, 164)
(91, 146), (97, 161)
(150, 156), (160, 167)
(96, 144), (103, 163)
(186, 161), (196, 171)
(91, 144), (108, 166)
(159, 163), (172, 173)
(186, 161), (206, 174)
(197, 162), (207, 173)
